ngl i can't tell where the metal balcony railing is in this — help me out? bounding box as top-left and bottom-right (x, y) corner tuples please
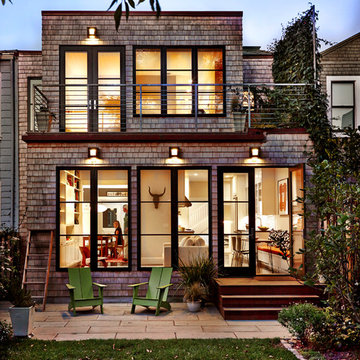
(31, 83), (311, 133)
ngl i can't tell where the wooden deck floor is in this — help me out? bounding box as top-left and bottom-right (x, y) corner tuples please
(215, 276), (303, 287)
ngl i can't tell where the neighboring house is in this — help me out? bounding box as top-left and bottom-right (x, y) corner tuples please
(321, 32), (360, 130)
(7, 11), (322, 319)
(0, 51), (18, 228)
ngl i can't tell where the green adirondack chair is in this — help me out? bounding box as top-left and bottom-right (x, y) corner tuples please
(129, 267), (173, 316)
(66, 268), (107, 316)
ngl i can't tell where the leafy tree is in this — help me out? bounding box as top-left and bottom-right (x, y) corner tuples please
(1, 0), (161, 31)
(109, 0), (161, 30)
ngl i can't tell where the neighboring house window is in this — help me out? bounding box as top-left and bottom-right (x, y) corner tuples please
(58, 168), (130, 270)
(60, 46), (125, 132)
(134, 47), (224, 116)
(331, 81), (355, 129)
(139, 168), (210, 269)
(28, 77), (42, 131)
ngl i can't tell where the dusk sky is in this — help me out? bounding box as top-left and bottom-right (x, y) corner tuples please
(0, 0), (359, 51)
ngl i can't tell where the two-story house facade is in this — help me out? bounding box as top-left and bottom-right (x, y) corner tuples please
(9, 11), (319, 318)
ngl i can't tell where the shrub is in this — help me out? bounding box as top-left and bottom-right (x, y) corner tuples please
(278, 303), (326, 345)
(321, 307), (360, 350)
(0, 320), (12, 343)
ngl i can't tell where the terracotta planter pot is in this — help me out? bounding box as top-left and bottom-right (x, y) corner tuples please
(9, 305), (35, 337)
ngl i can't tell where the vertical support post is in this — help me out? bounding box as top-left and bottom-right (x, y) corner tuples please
(194, 84), (198, 131)
(247, 85), (251, 129)
(311, 5), (317, 88)
(140, 85), (143, 131)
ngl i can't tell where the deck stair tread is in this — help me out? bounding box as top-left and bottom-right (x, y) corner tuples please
(216, 276), (323, 320)
(223, 307), (283, 311)
(24, 281), (46, 285)
(25, 267), (46, 271)
(221, 294), (319, 299)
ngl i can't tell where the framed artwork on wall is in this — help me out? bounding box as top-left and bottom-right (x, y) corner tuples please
(278, 178), (288, 215)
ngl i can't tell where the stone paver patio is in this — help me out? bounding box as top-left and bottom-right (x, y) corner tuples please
(0, 302), (290, 341)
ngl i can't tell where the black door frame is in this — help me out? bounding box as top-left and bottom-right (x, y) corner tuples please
(55, 166), (131, 272)
(217, 167), (256, 277)
(59, 45), (126, 132)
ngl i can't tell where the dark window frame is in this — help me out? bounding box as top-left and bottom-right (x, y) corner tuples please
(133, 46), (226, 118)
(56, 166), (131, 272)
(217, 165), (306, 277)
(137, 166), (212, 271)
(59, 45), (126, 133)
(331, 80), (355, 130)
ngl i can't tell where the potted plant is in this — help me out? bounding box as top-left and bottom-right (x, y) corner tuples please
(230, 95), (248, 133)
(183, 282), (204, 312)
(177, 256), (218, 312)
(8, 279), (35, 337)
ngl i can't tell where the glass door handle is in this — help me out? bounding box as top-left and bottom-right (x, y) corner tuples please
(88, 100), (92, 110)
(93, 100), (97, 110)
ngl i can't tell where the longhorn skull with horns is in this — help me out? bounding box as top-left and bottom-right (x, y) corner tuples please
(148, 187), (166, 209)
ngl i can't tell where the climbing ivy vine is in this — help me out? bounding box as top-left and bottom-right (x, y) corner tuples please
(271, 6), (360, 323)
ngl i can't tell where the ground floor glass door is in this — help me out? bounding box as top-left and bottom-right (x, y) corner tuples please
(218, 168), (255, 276)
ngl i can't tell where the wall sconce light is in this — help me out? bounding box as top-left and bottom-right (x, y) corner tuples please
(169, 146), (181, 158)
(249, 147), (261, 158)
(87, 27), (98, 39)
(88, 147), (100, 159)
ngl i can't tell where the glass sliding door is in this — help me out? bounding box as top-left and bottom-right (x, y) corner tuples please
(218, 168), (255, 276)
(60, 46), (124, 132)
(290, 165), (305, 275)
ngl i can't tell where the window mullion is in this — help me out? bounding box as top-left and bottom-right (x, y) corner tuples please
(171, 169), (178, 268)
(161, 48), (167, 116)
(90, 169), (98, 270)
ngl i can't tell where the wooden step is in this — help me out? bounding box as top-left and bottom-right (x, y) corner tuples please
(222, 307), (283, 320)
(220, 294), (320, 307)
(24, 281), (45, 285)
(217, 284), (320, 296)
(25, 267), (46, 271)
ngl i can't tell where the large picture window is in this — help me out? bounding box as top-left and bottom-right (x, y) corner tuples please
(134, 47), (224, 116)
(57, 168), (130, 270)
(139, 168), (210, 269)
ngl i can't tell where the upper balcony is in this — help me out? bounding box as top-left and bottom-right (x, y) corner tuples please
(30, 83), (310, 135)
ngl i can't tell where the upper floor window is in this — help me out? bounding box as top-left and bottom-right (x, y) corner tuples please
(60, 46), (125, 132)
(134, 47), (224, 116)
(331, 81), (355, 129)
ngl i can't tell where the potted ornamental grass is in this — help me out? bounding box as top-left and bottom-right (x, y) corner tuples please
(177, 256), (217, 312)
(8, 279), (35, 337)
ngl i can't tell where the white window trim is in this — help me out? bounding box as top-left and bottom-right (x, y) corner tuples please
(326, 75), (359, 130)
